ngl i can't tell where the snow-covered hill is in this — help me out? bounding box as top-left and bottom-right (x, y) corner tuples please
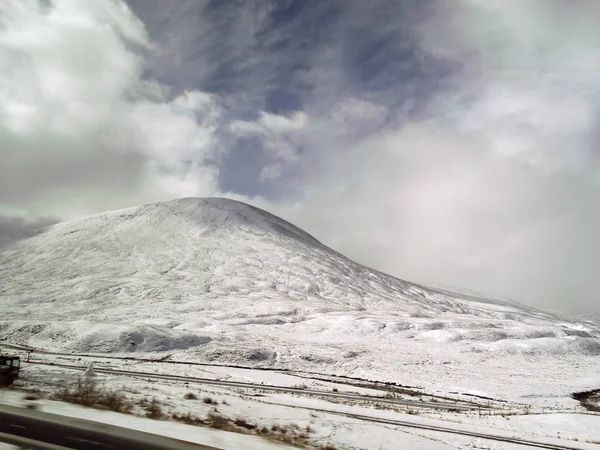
(1, 198), (599, 400)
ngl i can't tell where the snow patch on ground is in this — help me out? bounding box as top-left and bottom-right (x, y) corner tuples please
(1, 197), (599, 405)
(3, 364), (600, 450)
(0, 321), (209, 353)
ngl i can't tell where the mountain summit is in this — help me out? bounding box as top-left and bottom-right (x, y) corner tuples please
(1, 198), (598, 397)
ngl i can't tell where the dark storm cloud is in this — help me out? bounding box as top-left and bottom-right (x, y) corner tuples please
(125, 0), (458, 197)
(126, 0), (454, 116)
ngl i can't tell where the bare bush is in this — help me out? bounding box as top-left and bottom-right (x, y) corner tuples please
(51, 378), (131, 413)
(175, 411), (317, 447)
(171, 412), (204, 425)
(138, 398), (164, 419)
(205, 411), (230, 430)
(184, 392), (198, 400)
(234, 417), (256, 430)
(258, 422), (311, 446)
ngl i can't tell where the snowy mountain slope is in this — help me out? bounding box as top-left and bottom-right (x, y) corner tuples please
(1, 198), (599, 400)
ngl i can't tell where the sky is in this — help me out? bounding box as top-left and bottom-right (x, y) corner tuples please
(1, 0), (600, 314)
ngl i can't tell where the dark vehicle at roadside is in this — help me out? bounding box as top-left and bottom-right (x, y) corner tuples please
(0, 355), (20, 386)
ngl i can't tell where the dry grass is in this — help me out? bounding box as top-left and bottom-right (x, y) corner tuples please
(202, 396), (217, 405)
(205, 411), (231, 429)
(259, 422), (312, 447)
(50, 378), (330, 448)
(138, 398), (164, 419)
(170, 410), (318, 448)
(51, 377), (131, 413)
(233, 417), (256, 430)
(171, 412), (203, 425)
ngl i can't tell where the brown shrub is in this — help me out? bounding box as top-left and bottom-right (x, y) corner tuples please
(205, 411), (230, 430)
(234, 418), (256, 430)
(51, 378), (131, 413)
(138, 398), (164, 419)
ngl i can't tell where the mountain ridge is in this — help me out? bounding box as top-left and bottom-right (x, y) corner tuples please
(1, 197), (599, 400)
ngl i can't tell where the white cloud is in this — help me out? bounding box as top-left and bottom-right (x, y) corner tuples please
(249, 104), (600, 314)
(228, 98), (390, 184)
(231, 111), (308, 181)
(329, 98), (389, 135)
(3, 0), (600, 316)
(0, 0), (223, 220)
(421, 0), (600, 173)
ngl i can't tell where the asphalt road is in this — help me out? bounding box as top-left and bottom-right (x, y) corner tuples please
(1, 346), (594, 450)
(0, 393), (591, 450)
(0, 403), (220, 450)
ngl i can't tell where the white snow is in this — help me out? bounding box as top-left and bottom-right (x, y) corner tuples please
(0, 197), (599, 411)
(3, 368), (600, 450)
(0, 390), (291, 450)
